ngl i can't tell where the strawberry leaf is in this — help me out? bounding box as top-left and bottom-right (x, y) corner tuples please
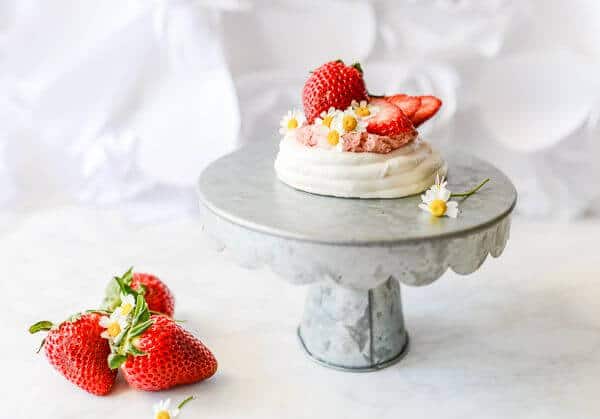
(129, 319), (154, 338)
(29, 321), (53, 334)
(351, 62), (363, 74)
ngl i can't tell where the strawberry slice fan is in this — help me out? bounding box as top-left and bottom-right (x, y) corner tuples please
(198, 59), (517, 372)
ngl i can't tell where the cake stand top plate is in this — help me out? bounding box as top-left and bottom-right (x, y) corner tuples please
(198, 139), (517, 246)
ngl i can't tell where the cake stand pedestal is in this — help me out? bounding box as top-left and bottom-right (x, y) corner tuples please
(197, 140), (517, 372)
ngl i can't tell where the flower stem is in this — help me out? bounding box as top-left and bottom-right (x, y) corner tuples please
(178, 396), (195, 410)
(450, 178), (490, 198)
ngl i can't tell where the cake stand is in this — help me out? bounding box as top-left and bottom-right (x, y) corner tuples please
(197, 139), (517, 372)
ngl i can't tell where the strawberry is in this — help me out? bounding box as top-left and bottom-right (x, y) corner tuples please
(386, 94), (421, 119)
(106, 286), (217, 391)
(118, 315), (217, 391)
(411, 95), (442, 127)
(366, 98), (415, 136)
(102, 268), (175, 317)
(29, 313), (117, 396)
(302, 60), (368, 123)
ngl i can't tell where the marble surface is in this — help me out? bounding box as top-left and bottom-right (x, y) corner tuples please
(3, 206), (600, 418)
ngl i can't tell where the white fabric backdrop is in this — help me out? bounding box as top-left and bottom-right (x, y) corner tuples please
(1, 0), (600, 222)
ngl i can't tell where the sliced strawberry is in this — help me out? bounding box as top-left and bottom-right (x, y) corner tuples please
(412, 95), (442, 127)
(386, 94), (421, 119)
(367, 98), (415, 136)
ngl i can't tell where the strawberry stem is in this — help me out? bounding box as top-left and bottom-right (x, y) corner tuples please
(451, 178), (490, 198)
(177, 396), (195, 410)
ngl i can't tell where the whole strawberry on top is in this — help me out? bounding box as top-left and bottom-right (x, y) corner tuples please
(105, 276), (217, 391)
(302, 60), (368, 124)
(102, 268), (175, 317)
(29, 312), (117, 396)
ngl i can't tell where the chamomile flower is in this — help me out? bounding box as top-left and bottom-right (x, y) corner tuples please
(153, 399), (179, 419)
(117, 293), (136, 317)
(279, 109), (305, 135)
(325, 126), (344, 151)
(99, 310), (130, 342)
(332, 108), (367, 135)
(351, 100), (379, 119)
(314, 107), (339, 128)
(419, 174), (459, 218)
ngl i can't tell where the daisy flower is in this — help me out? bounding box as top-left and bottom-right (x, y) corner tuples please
(315, 107), (339, 128)
(153, 399), (179, 419)
(153, 396), (194, 419)
(99, 310), (130, 343)
(419, 174), (459, 218)
(351, 100), (379, 119)
(325, 126), (344, 151)
(279, 109), (305, 135)
(331, 108), (367, 135)
(117, 293), (136, 317)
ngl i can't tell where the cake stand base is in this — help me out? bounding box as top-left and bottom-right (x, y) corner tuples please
(198, 140), (517, 372)
(297, 277), (410, 372)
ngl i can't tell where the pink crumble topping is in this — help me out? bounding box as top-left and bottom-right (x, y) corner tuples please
(292, 124), (417, 154)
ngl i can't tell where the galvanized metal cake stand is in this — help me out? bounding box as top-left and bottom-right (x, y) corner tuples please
(197, 139), (517, 372)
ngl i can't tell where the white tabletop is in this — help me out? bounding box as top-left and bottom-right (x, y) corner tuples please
(3, 206), (599, 418)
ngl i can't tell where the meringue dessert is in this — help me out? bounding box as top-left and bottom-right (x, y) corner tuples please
(274, 60), (445, 199)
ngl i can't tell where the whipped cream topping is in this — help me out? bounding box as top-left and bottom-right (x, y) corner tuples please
(274, 137), (448, 198)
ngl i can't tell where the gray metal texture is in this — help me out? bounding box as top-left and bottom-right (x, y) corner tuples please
(197, 138), (517, 370)
(198, 139), (516, 245)
(298, 277), (409, 371)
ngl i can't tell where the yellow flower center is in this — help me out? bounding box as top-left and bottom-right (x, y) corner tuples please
(322, 115), (334, 128)
(107, 321), (121, 338)
(429, 199), (447, 217)
(287, 118), (298, 129)
(327, 130), (340, 146)
(355, 106), (370, 117)
(120, 302), (133, 316)
(155, 411), (171, 419)
(342, 115), (358, 132)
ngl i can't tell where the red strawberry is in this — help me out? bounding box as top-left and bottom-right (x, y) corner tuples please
(102, 268), (175, 317)
(29, 313), (117, 396)
(302, 60), (368, 123)
(366, 98), (416, 136)
(131, 273), (175, 317)
(119, 315), (217, 391)
(386, 94), (421, 119)
(411, 95), (442, 127)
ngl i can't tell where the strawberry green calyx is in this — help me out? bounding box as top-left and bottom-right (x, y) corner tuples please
(107, 290), (155, 370)
(101, 267), (137, 311)
(29, 320), (54, 353)
(29, 320), (54, 334)
(351, 62), (363, 74)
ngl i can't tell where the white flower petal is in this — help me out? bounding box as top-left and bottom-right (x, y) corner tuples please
(438, 188), (451, 202)
(418, 203), (432, 214)
(422, 190), (436, 203)
(446, 202), (459, 218)
(99, 316), (110, 327)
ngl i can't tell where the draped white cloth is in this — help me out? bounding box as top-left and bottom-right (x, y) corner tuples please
(1, 0), (599, 221)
